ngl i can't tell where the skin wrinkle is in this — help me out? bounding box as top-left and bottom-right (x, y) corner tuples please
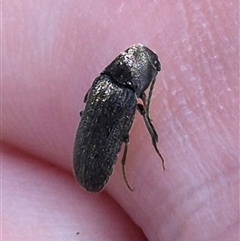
(159, 168), (236, 240)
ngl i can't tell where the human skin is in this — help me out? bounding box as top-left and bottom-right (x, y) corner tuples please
(2, 1), (239, 241)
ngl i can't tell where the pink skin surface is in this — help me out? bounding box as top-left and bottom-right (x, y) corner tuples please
(2, 1), (238, 240)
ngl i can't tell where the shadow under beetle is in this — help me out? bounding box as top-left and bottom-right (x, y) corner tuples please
(73, 44), (165, 192)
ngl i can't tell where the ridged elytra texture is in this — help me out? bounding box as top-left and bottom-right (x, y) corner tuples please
(73, 44), (163, 192)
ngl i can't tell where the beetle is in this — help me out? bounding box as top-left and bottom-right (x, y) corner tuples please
(73, 44), (165, 192)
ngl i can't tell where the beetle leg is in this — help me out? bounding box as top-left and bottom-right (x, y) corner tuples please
(137, 104), (165, 170)
(140, 92), (147, 106)
(121, 136), (134, 191)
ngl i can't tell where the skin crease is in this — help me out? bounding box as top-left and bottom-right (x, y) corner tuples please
(2, 0), (238, 241)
